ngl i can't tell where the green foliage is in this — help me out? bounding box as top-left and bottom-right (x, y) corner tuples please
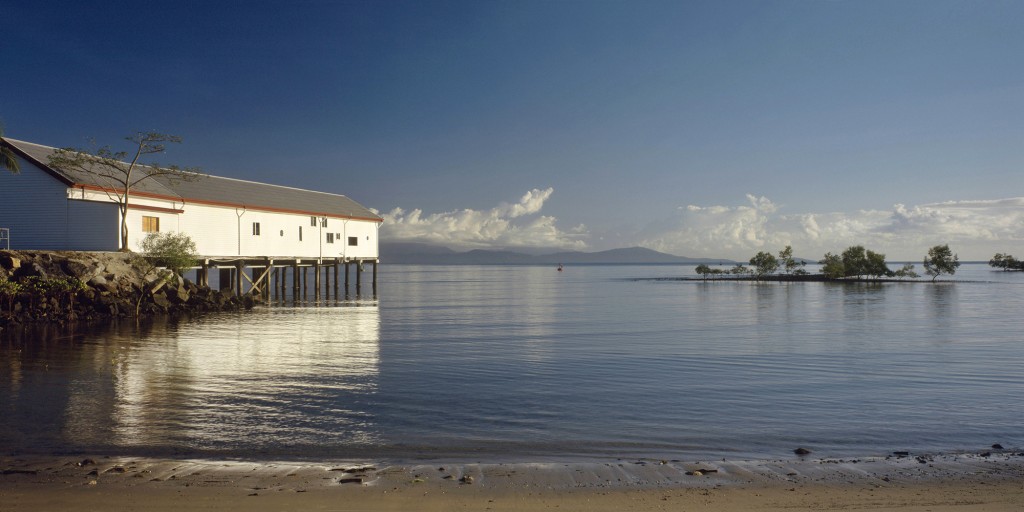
(827, 245), (890, 279)
(1, 124), (20, 174)
(749, 251), (779, 279)
(695, 264), (712, 280)
(2, 275), (85, 313)
(924, 244), (960, 282)
(730, 264), (749, 275)
(840, 246), (869, 278)
(864, 249), (891, 278)
(819, 252), (845, 279)
(892, 263), (919, 280)
(778, 245), (806, 275)
(140, 232), (199, 276)
(989, 253), (1024, 271)
(0, 278), (21, 311)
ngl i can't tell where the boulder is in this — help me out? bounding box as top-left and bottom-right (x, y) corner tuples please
(0, 253), (21, 271)
(151, 292), (171, 310)
(61, 259), (100, 280)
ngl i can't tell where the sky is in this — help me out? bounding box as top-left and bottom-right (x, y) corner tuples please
(2, 0), (1022, 260)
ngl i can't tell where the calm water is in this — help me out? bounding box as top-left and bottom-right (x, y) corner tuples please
(2, 263), (1023, 462)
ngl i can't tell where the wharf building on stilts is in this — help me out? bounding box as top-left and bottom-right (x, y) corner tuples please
(0, 138), (382, 299)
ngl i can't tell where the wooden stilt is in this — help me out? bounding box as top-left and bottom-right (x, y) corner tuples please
(219, 267), (232, 293)
(344, 261), (350, 292)
(314, 261), (321, 300)
(372, 260), (378, 294)
(302, 266), (308, 299)
(235, 262), (244, 296)
(356, 260), (362, 293)
(333, 259), (340, 296)
(199, 261), (209, 287)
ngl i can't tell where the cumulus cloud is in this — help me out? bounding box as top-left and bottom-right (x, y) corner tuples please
(639, 196), (1024, 261)
(377, 188), (588, 250)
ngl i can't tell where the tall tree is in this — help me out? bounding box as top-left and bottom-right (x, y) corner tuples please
(777, 245), (800, 275)
(989, 253), (1021, 271)
(841, 245), (869, 278)
(819, 252), (845, 279)
(864, 249), (891, 279)
(749, 251), (779, 279)
(923, 244), (960, 282)
(0, 125), (20, 174)
(47, 132), (201, 251)
(695, 264), (712, 280)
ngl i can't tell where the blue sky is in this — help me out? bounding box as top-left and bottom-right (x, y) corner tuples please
(2, 0), (1022, 260)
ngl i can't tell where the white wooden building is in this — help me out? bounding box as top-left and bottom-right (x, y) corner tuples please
(0, 138), (382, 261)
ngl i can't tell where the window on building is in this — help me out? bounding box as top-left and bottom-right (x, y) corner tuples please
(299, 226), (303, 241)
(310, 216), (317, 227)
(321, 218), (328, 227)
(142, 216), (159, 233)
(326, 233), (335, 244)
(252, 222), (261, 236)
(348, 236), (358, 246)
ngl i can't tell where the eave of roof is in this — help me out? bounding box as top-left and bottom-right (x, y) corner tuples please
(2, 138), (383, 223)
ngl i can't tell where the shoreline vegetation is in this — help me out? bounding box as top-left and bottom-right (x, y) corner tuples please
(0, 249), (255, 329)
(688, 243), (966, 282)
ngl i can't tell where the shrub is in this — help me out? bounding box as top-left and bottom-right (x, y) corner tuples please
(140, 232), (199, 276)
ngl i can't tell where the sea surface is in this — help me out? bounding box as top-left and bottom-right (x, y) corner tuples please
(2, 263), (1022, 462)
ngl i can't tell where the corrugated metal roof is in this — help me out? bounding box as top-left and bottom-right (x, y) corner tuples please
(2, 138), (382, 222)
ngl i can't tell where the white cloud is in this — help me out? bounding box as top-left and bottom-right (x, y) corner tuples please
(377, 188), (588, 250)
(639, 196), (1024, 261)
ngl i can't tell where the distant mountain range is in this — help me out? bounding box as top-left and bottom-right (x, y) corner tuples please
(380, 242), (735, 265)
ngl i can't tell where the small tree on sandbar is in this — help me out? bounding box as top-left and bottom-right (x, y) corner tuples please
(923, 244), (960, 282)
(749, 251), (779, 280)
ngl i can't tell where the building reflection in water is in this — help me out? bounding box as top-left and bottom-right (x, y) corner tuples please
(51, 303), (381, 458)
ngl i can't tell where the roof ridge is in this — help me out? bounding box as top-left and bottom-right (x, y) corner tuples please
(203, 173), (352, 199)
(4, 138), (352, 199)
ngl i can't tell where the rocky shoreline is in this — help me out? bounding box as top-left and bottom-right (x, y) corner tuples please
(0, 250), (255, 328)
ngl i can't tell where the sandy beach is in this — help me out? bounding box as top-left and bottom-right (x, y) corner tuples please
(3, 452), (1022, 511)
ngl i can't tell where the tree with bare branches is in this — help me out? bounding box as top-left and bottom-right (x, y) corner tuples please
(47, 132), (202, 251)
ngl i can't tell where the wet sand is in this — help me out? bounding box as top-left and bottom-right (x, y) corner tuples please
(2, 452), (1022, 511)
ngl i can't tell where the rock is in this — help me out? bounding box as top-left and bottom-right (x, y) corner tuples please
(992, 443), (1004, 450)
(0, 254), (21, 271)
(151, 292), (171, 310)
(460, 475), (474, 484)
(61, 259), (96, 279)
(794, 448), (812, 456)
(30, 262), (49, 279)
(338, 476), (364, 484)
(78, 458), (96, 467)
(892, 451), (910, 457)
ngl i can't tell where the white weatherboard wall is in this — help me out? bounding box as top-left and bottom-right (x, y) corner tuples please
(2, 151), (381, 257)
(177, 204), (380, 258)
